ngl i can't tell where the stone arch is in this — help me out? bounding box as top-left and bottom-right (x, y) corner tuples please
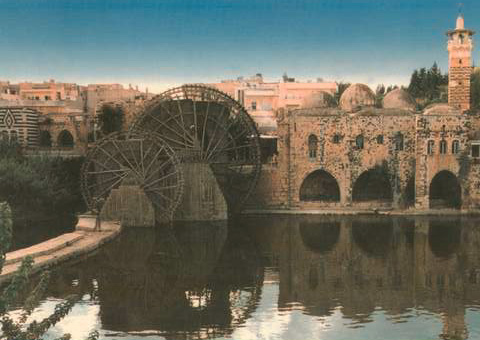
(352, 219), (393, 258)
(39, 130), (52, 147)
(428, 221), (461, 258)
(429, 170), (461, 209)
(299, 221), (341, 254)
(57, 129), (74, 148)
(352, 167), (393, 202)
(299, 170), (340, 202)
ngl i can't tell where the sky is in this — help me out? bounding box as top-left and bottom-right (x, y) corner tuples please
(1, 0), (480, 93)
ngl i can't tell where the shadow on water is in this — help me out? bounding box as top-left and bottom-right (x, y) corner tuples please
(20, 214), (480, 340)
(44, 220), (264, 338)
(9, 214), (77, 251)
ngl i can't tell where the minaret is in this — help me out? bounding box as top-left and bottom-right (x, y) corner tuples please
(447, 14), (475, 112)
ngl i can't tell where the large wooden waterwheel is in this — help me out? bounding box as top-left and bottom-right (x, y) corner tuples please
(130, 84), (261, 213)
(81, 131), (184, 221)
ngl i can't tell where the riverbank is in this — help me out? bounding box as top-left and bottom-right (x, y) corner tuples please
(243, 208), (480, 216)
(0, 215), (121, 285)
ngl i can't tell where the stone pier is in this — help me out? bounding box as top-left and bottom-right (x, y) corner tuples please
(174, 162), (228, 221)
(0, 216), (121, 285)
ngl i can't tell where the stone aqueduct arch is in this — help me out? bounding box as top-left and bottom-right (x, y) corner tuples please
(297, 164), (462, 209)
(428, 170), (462, 209)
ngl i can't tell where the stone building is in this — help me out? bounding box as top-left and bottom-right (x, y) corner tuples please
(447, 14), (474, 111)
(210, 74), (337, 133)
(0, 107), (39, 147)
(249, 14), (480, 211)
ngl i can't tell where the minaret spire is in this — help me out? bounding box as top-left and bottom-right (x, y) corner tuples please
(447, 11), (475, 112)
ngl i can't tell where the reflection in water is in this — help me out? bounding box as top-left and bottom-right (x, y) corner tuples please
(300, 222), (340, 254)
(352, 218), (394, 258)
(428, 221), (461, 258)
(10, 215), (76, 251)
(23, 215), (480, 340)
(43, 221), (263, 339)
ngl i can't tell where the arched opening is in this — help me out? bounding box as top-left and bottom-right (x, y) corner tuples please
(57, 130), (74, 148)
(39, 130), (52, 147)
(427, 140), (434, 155)
(300, 222), (340, 254)
(394, 133), (404, 151)
(429, 170), (461, 209)
(352, 167), (393, 202)
(352, 219), (393, 258)
(440, 140), (447, 154)
(10, 130), (18, 143)
(308, 134), (318, 159)
(355, 134), (364, 149)
(428, 221), (461, 258)
(452, 140), (460, 154)
(300, 170), (340, 202)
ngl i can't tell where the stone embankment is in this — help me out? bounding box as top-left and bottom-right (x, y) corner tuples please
(0, 215), (121, 284)
(243, 208), (480, 216)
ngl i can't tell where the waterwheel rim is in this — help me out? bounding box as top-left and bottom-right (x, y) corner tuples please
(130, 84), (262, 213)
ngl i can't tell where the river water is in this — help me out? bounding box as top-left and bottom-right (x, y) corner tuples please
(14, 215), (480, 340)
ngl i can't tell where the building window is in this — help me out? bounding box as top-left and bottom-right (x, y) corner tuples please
(308, 134), (318, 159)
(251, 101), (257, 111)
(472, 142), (480, 158)
(355, 135), (364, 149)
(452, 140), (460, 154)
(395, 133), (404, 151)
(440, 140), (447, 154)
(10, 130), (18, 143)
(333, 134), (341, 144)
(376, 135), (384, 144)
(427, 140), (435, 155)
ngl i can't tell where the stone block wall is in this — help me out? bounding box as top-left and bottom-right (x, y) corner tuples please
(249, 107), (480, 211)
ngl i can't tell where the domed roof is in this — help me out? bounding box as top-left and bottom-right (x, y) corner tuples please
(339, 83), (375, 112)
(423, 103), (461, 115)
(382, 89), (416, 111)
(301, 91), (336, 109)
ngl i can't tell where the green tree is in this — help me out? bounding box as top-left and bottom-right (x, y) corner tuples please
(98, 104), (125, 136)
(0, 202), (99, 340)
(0, 142), (84, 221)
(471, 69), (480, 111)
(335, 82), (351, 104)
(407, 63), (448, 108)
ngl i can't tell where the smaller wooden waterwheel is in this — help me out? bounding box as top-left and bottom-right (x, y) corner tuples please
(81, 131), (184, 221)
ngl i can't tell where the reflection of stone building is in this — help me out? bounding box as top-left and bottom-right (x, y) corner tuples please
(242, 214), (480, 340)
(249, 15), (480, 211)
(44, 222), (263, 339)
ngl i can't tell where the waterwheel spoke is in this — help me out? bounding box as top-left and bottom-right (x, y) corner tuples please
(143, 170), (179, 190)
(148, 111), (195, 147)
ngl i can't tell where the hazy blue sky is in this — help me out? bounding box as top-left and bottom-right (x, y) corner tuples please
(1, 0), (479, 92)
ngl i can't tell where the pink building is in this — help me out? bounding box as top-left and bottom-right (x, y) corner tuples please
(209, 74), (337, 133)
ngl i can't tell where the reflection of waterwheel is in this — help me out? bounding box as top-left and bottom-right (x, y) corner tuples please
(81, 131), (184, 221)
(130, 84), (261, 212)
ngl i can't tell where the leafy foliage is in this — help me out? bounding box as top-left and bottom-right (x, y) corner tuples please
(98, 104), (125, 136)
(471, 69), (480, 111)
(0, 202), (99, 340)
(407, 62), (448, 108)
(335, 82), (351, 104)
(0, 142), (84, 221)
